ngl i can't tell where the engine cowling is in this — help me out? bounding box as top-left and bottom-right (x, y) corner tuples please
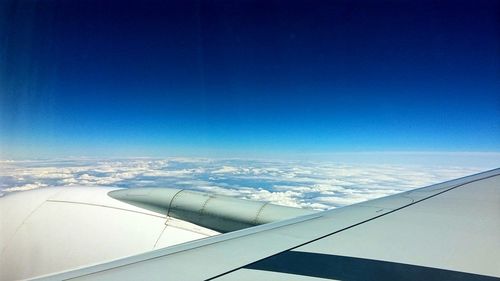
(0, 186), (315, 280)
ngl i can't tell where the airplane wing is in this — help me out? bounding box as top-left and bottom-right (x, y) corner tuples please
(37, 168), (500, 281)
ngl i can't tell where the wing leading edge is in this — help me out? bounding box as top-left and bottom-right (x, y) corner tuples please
(36, 168), (500, 281)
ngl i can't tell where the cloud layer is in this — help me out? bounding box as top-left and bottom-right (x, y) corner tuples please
(0, 158), (484, 210)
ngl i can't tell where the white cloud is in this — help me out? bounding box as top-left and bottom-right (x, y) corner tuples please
(4, 182), (48, 192)
(0, 158), (489, 210)
(212, 166), (239, 174)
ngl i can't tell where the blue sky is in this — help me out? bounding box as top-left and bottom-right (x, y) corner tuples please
(0, 0), (499, 160)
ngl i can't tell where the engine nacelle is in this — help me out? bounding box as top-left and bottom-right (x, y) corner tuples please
(0, 186), (315, 280)
(109, 187), (317, 233)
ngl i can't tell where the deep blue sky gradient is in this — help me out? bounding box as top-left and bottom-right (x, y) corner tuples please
(0, 0), (499, 158)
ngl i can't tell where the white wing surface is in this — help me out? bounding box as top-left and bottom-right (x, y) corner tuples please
(37, 169), (500, 281)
